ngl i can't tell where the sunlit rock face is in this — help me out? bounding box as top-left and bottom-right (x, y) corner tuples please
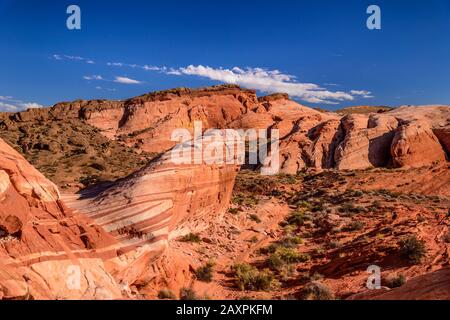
(0, 138), (123, 300)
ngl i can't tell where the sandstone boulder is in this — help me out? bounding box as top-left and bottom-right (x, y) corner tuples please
(391, 121), (446, 168)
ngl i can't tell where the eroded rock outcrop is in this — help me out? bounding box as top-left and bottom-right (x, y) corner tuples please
(348, 268), (450, 300)
(0, 138), (123, 300)
(2, 87), (448, 177)
(391, 121), (446, 168)
(334, 114), (398, 170)
(62, 131), (240, 284)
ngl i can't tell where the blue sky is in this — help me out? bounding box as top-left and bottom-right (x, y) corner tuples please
(1, 0), (450, 111)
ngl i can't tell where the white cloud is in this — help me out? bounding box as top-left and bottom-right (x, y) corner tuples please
(143, 65), (161, 71)
(83, 75), (104, 81)
(0, 102), (18, 111)
(52, 54), (95, 64)
(107, 62), (124, 67)
(21, 102), (44, 109)
(0, 96), (45, 112)
(113, 76), (141, 84)
(171, 65), (360, 104)
(57, 55), (375, 104)
(114, 61), (374, 104)
(350, 90), (374, 99)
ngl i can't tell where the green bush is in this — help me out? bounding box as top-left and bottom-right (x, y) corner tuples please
(279, 236), (303, 248)
(195, 261), (215, 282)
(399, 235), (426, 264)
(266, 247), (310, 270)
(285, 212), (307, 226)
(232, 263), (277, 291)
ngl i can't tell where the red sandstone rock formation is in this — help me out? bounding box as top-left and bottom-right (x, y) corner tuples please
(391, 121), (446, 168)
(348, 268), (450, 300)
(62, 131), (240, 284)
(0, 138), (123, 300)
(2, 86), (448, 174)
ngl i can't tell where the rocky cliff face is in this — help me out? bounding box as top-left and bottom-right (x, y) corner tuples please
(1, 86), (448, 177)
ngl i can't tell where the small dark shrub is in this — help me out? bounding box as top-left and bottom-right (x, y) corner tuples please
(249, 214), (262, 223)
(385, 274), (406, 288)
(158, 288), (176, 300)
(399, 235), (426, 264)
(228, 207), (240, 215)
(343, 221), (365, 232)
(179, 287), (198, 300)
(300, 282), (334, 300)
(195, 261), (215, 282)
(180, 233), (202, 243)
(285, 212), (308, 226)
(444, 230), (450, 244)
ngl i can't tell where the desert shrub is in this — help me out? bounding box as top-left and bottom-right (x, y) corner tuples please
(232, 194), (245, 205)
(369, 200), (382, 212)
(300, 282), (334, 300)
(266, 247), (310, 270)
(285, 211), (308, 226)
(180, 233), (202, 243)
(179, 287), (198, 300)
(270, 190), (284, 198)
(343, 221), (365, 232)
(259, 244), (279, 255)
(295, 201), (312, 211)
(233, 194), (259, 207)
(249, 236), (259, 243)
(157, 288), (176, 300)
(228, 207), (240, 215)
(279, 236), (303, 248)
(279, 264), (296, 281)
(346, 189), (364, 197)
(376, 189), (401, 198)
(232, 263), (277, 291)
(276, 247), (309, 263)
(266, 253), (284, 270)
(195, 261), (215, 282)
(311, 202), (324, 213)
(399, 235), (426, 264)
(249, 214), (262, 223)
(327, 241), (342, 249)
(276, 173), (298, 185)
(338, 203), (365, 215)
(385, 274), (406, 288)
(312, 246), (326, 256)
(444, 230), (450, 244)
